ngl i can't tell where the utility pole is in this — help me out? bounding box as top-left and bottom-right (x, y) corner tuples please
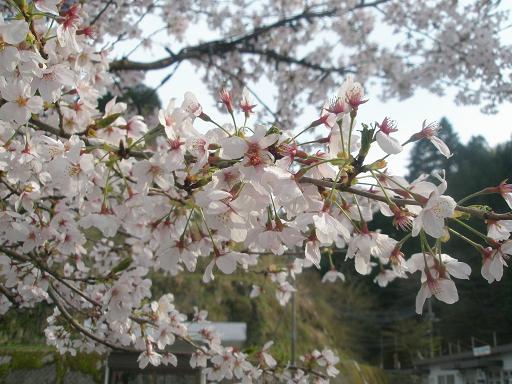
(427, 299), (434, 358)
(291, 291), (297, 367)
(380, 335), (384, 369)
(493, 331), (498, 347)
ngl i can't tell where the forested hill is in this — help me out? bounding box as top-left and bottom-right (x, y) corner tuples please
(365, 118), (512, 368)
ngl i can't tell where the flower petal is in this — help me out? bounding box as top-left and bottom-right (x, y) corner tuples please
(430, 136), (452, 158)
(376, 131), (402, 154)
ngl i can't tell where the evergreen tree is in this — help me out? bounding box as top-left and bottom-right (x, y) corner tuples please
(368, 122), (512, 368)
(404, 120), (512, 357)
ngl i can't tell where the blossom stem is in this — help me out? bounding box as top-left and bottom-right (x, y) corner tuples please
(347, 113), (355, 157)
(297, 138), (325, 146)
(370, 170), (394, 207)
(352, 195), (365, 224)
(327, 169), (344, 204)
(338, 119), (345, 154)
(397, 233), (412, 247)
(327, 249), (335, 268)
(292, 123), (314, 141)
(208, 118), (232, 136)
(452, 218), (488, 242)
(113, 161), (131, 193)
(199, 208), (219, 253)
(457, 189), (491, 205)
(44, 18), (56, 40)
(229, 112), (238, 134)
(296, 158), (342, 177)
(377, 138), (414, 163)
(333, 200), (361, 231)
(128, 125), (162, 150)
(102, 168), (112, 206)
(180, 208), (195, 240)
(447, 228), (484, 251)
(435, 239), (444, 265)
(375, 170), (415, 198)
(420, 231), (435, 256)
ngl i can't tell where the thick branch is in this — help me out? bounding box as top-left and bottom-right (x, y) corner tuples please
(30, 118), (69, 138)
(0, 284), (17, 304)
(28, 119), (151, 159)
(110, 2), (390, 72)
(299, 176), (512, 221)
(239, 48), (353, 76)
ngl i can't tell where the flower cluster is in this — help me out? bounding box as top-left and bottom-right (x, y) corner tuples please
(0, 2), (512, 383)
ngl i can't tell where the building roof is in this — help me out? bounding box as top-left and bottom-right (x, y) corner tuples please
(108, 322), (248, 371)
(188, 322), (247, 346)
(413, 343), (512, 370)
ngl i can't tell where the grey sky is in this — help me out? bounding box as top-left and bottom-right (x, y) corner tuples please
(113, 14), (512, 176)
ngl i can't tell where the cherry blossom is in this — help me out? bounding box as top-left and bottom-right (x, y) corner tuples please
(0, 2), (510, 381)
(411, 120), (452, 158)
(489, 181), (512, 210)
(487, 220), (512, 241)
(481, 242), (512, 284)
(240, 87), (256, 117)
(321, 268), (345, 283)
(407, 252), (471, 314)
(412, 174), (456, 238)
(0, 81), (43, 124)
(375, 117), (402, 155)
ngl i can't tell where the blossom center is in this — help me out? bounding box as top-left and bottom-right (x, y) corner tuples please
(16, 96), (28, 107)
(67, 163), (81, 176)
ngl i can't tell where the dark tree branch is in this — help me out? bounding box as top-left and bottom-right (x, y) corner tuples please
(90, 0), (116, 26)
(299, 176), (512, 221)
(239, 47), (354, 76)
(48, 285), (132, 352)
(109, 2), (390, 73)
(0, 284), (16, 304)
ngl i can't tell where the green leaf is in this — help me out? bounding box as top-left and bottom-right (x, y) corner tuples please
(108, 256), (133, 276)
(267, 126), (281, 135)
(358, 123), (376, 158)
(96, 113), (122, 128)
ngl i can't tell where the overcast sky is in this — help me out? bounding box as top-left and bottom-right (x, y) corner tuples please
(113, 13), (512, 176)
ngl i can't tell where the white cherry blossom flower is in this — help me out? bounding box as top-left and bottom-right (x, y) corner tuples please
(137, 341), (162, 369)
(321, 268), (345, 283)
(375, 117), (402, 155)
(0, 81), (43, 124)
(0, 15), (29, 45)
(481, 242), (512, 283)
(249, 284), (261, 298)
(487, 220), (512, 241)
(412, 120), (452, 158)
(412, 174), (456, 238)
(33, 0), (61, 15)
(56, 5), (82, 52)
(374, 269), (398, 287)
(240, 87), (256, 117)
(259, 341), (277, 368)
(407, 252), (471, 314)
(202, 251), (247, 283)
(275, 281), (296, 306)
